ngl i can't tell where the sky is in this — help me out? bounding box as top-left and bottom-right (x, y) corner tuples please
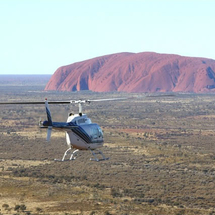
(0, 0), (215, 75)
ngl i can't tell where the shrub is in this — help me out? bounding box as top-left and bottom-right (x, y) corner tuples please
(2, 204), (9, 210)
(14, 204), (26, 212)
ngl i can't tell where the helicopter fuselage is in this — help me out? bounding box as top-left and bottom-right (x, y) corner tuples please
(43, 113), (104, 150)
(66, 114), (104, 150)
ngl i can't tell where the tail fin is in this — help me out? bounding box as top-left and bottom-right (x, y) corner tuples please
(45, 99), (52, 141)
(47, 126), (52, 141)
(45, 99), (52, 126)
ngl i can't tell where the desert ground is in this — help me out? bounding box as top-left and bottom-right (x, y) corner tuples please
(0, 78), (215, 215)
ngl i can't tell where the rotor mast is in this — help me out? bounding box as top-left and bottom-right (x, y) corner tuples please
(78, 103), (82, 116)
(71, 100), (90, 116)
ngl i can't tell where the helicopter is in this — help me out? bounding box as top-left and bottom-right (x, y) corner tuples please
(0, 98), (124, 161)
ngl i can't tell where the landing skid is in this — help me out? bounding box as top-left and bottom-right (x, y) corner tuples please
(90, 149), (109, 162)
(54, 147), (109, 162)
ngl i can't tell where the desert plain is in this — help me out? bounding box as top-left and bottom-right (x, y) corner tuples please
(0, 77), (215, 215)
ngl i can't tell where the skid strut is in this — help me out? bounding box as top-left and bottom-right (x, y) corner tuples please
(54, 147), (79, 161)
(55, 147), (109, 162)
(90, 149), (109, 162)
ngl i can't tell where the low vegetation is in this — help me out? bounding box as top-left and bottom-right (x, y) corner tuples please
(0, 83), (215, 214)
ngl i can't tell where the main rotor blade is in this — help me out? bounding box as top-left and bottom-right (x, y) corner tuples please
(0, 98), (127, 105)
(0, 101), (71, 105)
(87, 98), (126, 102)
(0, 101), (45, 104)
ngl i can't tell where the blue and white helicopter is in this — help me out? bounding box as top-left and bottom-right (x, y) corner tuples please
(0, 98), (123, 161)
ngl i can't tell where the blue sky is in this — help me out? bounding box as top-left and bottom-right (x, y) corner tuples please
(0, 0), (214, 74)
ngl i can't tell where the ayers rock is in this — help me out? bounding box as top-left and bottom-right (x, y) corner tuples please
(45, 52), (215, 93)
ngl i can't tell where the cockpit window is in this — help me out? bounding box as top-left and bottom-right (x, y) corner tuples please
(98, 127), (103, 138)
(78, 118), (87, 124)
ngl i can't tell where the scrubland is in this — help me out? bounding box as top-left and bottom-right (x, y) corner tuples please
(0, 84), (215, 215)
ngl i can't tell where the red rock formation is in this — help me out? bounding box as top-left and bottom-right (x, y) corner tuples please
(45, 52), (215, 93)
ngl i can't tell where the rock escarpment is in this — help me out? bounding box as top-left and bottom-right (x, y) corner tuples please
(45, 52), (215, 93)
